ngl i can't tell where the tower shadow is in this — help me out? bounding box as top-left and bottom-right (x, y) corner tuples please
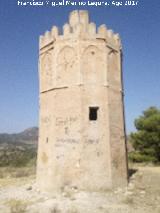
(128, 168), (138, 179)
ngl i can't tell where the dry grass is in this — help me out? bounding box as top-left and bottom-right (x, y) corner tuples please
(0, 166), (35, 178)
(67, 206), (79, 213)
(50, 205), (61, 213)
(122, 196), (134, 205)
(6, 199), (28, 213)
(0, 166), (35, 187)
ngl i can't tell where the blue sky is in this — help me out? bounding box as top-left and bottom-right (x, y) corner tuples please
(0, 0), (159, 133)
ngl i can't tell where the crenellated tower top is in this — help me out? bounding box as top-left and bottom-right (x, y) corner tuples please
(39, 10), (121, 51)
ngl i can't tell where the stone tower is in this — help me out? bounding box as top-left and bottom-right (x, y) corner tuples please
(37, 10), (128, 193)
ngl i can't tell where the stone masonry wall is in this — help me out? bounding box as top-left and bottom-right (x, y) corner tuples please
(37, 10), (128, 193)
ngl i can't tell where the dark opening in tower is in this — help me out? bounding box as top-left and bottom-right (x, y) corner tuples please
(89, 107), (99, 121)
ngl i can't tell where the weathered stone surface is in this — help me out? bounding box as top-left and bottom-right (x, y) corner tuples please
(37, 10), (128, 193)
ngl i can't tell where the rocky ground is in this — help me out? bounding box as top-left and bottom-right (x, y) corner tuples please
(0, 165), (159, 213)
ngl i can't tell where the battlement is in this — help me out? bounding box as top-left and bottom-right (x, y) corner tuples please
(39, 10), (121, 50)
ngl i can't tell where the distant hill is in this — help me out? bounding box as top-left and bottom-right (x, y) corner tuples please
(0, 127), (38, 145)
(0, 127), (38, 167)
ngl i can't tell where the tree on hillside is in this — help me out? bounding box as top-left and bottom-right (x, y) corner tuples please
(129, 107), (160, 163)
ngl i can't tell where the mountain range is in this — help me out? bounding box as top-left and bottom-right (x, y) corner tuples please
(0, 127), (38, 145)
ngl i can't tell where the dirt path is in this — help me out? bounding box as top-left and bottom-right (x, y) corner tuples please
(0, 165), (159, 213)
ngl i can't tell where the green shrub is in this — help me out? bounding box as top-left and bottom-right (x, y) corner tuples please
(0, 146), (37, 167)
(129, 107), (160, 163)
(128, 151), (157, 163)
